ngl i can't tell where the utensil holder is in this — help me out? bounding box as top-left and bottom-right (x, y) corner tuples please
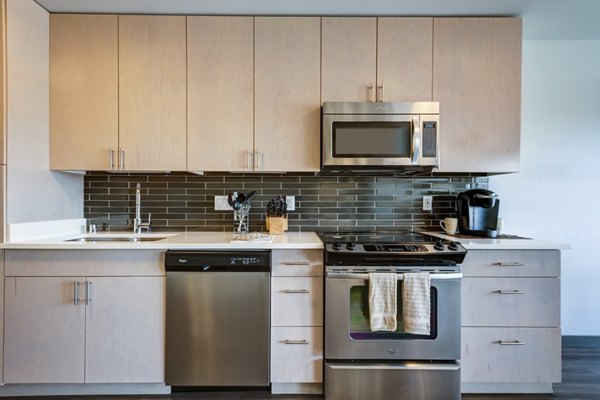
(233, 203), (250, 233)
(267, 215), (287, 235)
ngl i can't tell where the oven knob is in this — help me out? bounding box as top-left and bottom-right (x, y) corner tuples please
(434, 241), (445, 251)
(346, 242), (356, 251)
(332, 242), (343, 251)
(448, 242), (459, 251)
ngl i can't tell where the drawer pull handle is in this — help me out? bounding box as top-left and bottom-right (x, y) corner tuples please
(283, 261), (310, 266)
(282, 289), (310, 294)
(496, 339), (526, 346)
(494, 290), (525, 295)
(493, 262), (525, 267)
(283, 339), (309, 345)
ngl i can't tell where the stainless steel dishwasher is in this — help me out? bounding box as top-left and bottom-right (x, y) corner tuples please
(165, 250), (271, 387)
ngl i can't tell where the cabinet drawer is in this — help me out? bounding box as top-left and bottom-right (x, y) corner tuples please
(462, 327), (561, 383)
(271, 327), (323, 383)
(271, 277), (323, 326)
(462, 277), (560, 327)
(462, 250), (560, 278)
(272, 250), (323, 277)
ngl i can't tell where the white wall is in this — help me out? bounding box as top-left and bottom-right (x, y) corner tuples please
(6, 0), (82, 228)
(491, 40), (600, 335)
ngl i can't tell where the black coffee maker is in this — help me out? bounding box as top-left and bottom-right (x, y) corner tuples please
(456, 189), (500, 238)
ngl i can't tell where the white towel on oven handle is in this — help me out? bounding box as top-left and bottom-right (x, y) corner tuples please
(402, 272), (431, 335)
(368, 272), (397, 332)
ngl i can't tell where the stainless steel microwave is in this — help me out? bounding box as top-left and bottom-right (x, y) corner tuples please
(321, 102), (439, 173)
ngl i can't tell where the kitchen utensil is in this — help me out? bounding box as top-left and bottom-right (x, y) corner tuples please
(228, 192), (242, 211)
(244, 190), (257, 204)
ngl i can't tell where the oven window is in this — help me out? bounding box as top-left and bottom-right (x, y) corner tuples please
(332, 121), (411, 157)
(349, 284), (437, 340)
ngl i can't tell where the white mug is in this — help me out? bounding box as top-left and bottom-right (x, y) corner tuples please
(440, 217), (458, 235)
(497, 218), (504, 235)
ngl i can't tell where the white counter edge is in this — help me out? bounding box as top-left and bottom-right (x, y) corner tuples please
(423, 231), (571, 250)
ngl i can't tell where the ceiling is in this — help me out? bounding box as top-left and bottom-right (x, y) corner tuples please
(33, 0), (600, 40)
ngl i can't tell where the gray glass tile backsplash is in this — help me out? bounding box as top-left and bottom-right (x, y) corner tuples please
(84, 172), (489, 232)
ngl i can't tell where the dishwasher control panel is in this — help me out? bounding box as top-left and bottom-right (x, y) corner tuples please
(165, 250), (271, 272)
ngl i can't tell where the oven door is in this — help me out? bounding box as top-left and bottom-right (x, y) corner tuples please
(322, 113), (439, 169)
(325, 270), (461, 361)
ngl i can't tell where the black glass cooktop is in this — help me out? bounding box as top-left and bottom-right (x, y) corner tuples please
(317, 230), (434, 245)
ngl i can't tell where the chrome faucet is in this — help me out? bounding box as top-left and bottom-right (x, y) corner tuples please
(133, 183), (151, 234)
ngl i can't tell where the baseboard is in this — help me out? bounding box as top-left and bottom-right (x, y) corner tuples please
(461, 382), (553, 394)
(0, 383), (171, 397)
(271, 382), (323, 394)
(562, 335), (600, 348)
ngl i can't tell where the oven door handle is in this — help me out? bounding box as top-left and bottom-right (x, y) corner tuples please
(326, 272), (463, 280)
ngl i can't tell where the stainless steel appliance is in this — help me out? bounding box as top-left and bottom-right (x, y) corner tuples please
(165, 251), (270, 388)
(318, 231), (466, 400)
(321, 102), (439, 173)
(456, 189), (500, 238)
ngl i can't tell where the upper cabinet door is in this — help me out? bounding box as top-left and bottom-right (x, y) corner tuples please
(255, 17), (321, 172)
(377, 17), (433, 102)
(50, 14), (118, 171)
(187, 16), (254, 172)
(433, 18), (522, 173)
(321, 17), (377, 102)
(119, 15), (187, 171)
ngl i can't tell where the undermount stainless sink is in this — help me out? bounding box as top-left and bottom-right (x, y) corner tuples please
(65, 236), (168, 243)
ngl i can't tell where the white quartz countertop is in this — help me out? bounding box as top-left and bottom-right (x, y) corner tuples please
(1, 231), (324, 250)
(423, 231), (570, 250)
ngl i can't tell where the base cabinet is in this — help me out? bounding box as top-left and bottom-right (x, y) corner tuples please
(461, 249), (561, 393)
(270, 250), (323, 393)
(3, 250), (165, 384)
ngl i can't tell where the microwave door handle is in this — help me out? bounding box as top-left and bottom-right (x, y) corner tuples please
(412, 117), (421, 165)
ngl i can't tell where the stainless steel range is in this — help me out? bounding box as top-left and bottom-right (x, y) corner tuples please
(318, 231), (467, 400)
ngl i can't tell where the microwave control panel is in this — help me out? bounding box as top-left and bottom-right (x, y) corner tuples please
(422, 121), (437, 158)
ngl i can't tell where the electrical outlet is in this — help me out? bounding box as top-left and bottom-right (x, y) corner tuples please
(285, 196), (296, 211)
(423, 195), (433, 211)
(214, 195), (232, 211)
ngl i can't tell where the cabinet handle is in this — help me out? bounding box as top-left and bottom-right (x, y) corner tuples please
(253, 150), (259, 169)
(367, 83), (374, 102)
(119, 149), (125, 169)
(109, 148), (115, 170)
(496, 339), (526, 346)
(246, 150), (252, 170)
(283, 339), (309, 345)
(377, 83), (384, 102)
(282, 289), (310, 294)
(86, 281), (93, 305)
(283, 261), (310, 266)
(494, 289), (525, 295)
(73, 281), (80, 306)
(493, 262), (525, 267)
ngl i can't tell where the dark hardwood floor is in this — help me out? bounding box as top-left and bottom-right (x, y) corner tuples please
(3, 345), (599, 400)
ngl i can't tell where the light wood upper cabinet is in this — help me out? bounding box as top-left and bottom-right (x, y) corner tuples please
(255, 17), (321, 172)
(50, 14), (118, 170)
(1, 0), (6, 165)
(322, 17), (377, 102)
(377, 17), (433, 101)
(322, 17), (433, 102)
(433, 18), (522, 173)
(187, 16), (254, 172)
(119, 15), (187, 171)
